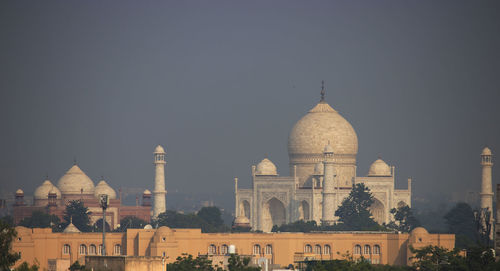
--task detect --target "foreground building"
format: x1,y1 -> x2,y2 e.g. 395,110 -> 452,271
12,226 -> 453,270
235,90 -> 411,231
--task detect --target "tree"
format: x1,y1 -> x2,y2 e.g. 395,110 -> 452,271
166,254 -> 222,271
0,220 -> 21,270
154,207 -> 230,233
69,260 -> 85,271
61,200 -> 92,232
18,211 -> 60,229
93,218 -> 111,232
271,220 -> 319,233
443,203 -> 477,249
227,254 -> 260,271
334,183 -> 381,231
117,216 -> 148,232
13,261 -> 39,271
386,205 -> 420,233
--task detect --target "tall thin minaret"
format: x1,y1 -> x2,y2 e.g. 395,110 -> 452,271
322,142 -> 336,225
153,145 -> 167,218
480,147 -> 494,240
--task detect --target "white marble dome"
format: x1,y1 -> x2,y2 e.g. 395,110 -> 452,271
288,101 -> 358,157
34,180 -> 61,199
94,180 -> 117,199
255,158 -> 278,176
368,158 -> 392,177
57,165 -> 95,195
154,145 -> 165,153
143,189 -> 152,195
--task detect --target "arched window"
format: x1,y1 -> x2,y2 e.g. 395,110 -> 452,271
89,245 -> 96,255
353,245 -> 361,255
373,245 -> 380,255
324,245 -> 331,255
314,244 -> 321,255
265,244 -> 272,255
208,244 -> 217,255
364,245 -> 371,255
221,245 -> 229,255
114,244 -> 121,255
304,244 -> 312,253
63,244 -> 70,255
253,244 -> 261,255
79,244 -> 87,255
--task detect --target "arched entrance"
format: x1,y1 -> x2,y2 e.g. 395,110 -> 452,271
239,200 -> 250,218
298,200 -> 310,221
262,197 -> 286,232
369,198 -> 385,225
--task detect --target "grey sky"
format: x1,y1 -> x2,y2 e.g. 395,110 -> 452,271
1,1 -> 499,211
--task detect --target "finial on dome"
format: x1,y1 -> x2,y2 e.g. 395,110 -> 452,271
320,80 -> 325,102
73,157 -> 77,165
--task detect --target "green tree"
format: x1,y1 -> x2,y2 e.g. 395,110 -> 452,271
166,254 -> 222,271
443,203 -> 477,249
13,261 -> 39,271
271,220 -> 319,233
69,260 -> 85,271
18,211 -> 60,229
386,205 -> 420,233
0,215 -> 14,227
410,245 -> 467,271
93,218 -> 111,232
155,207 -> 230,233
61,200 -> 92,232
227,254 -> 260,271
0,220 -> 21,270
117,216 -> 148,232
334,183 -> 381,231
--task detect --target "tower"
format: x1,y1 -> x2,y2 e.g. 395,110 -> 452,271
480,147 -> 494,241
153,145 -> 167,218
322,143 -> 336,225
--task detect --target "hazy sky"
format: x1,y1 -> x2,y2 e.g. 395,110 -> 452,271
1,1 -> 499,211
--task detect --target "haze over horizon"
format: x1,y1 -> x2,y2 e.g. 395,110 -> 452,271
1,1 -> 499,212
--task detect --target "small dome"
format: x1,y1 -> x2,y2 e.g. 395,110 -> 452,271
94,180 -> 117,199
368,159 -> 392,177
323,143 -> 334,154
34,180 -> 61,199
482,147 -> 492,156
154,145 -> 165,154
234,215 -> 250,225
255,158 -> 278,176
314,162 -> 324,175
63,220 -> 81,233
143,189 -> 152,195
57,165 -> 95,195
16,189 -> 24,194
410,227 -> 429,235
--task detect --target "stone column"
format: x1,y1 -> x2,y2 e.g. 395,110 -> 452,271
322,143 -> 336,225
153,145 -> 167,218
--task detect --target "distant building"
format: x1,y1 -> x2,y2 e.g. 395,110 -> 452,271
11,225 -> 454,270
235,88 -> 411,232
12,145 -> 167,229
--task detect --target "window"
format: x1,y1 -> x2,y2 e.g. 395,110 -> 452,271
253,244 -> 261,255
162,252 -> 166,257
372,258 -> 380,264
98,244 -> 103,255
373,245 -> 380,255
353,245 -> 361,255
364,245 -> 371,255
304,244 -> 312,253
63,244 -> 70,255
221,245 -> 229,255
324,245 -> 331,255
208,244 -> 217,255
265,245 -> 272,255
162,237 -> 166,242
114,244 -> 121,255
79,244 -> 87,255
314,245 -> 321,255
89,245 -> 96,255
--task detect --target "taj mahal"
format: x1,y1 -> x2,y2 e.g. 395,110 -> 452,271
235,88 -> 412,232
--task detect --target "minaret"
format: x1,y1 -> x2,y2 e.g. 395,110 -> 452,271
480,147 -> 494,240
322,142 -> 336,225
153,145 -> 167,218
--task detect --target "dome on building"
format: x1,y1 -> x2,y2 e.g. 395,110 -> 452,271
94,180 -> 117,199
57,165 -> 95,195
323,143 -> 334,154
154,145 -> 165,153
255,158 -> 278,176
234,215 -> 250,224
143,189 -> 152,195
34,180 -> 61,199
482,147 -> 492,156
411,227 -> 429,235
314,162 -> 324,175
368,159 -> 392,177
63,218 -> 81,233
16,189 -> 23,194
288,101 -> 358,158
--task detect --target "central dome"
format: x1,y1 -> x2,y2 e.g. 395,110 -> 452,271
57,165 -> 95,195
288,101 -> 358,157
